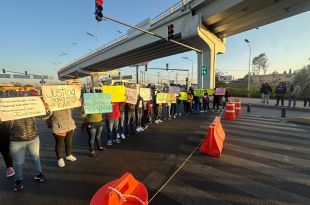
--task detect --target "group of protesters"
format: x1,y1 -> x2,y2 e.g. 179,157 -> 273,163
0,84 -> 228,192
259,81 -> 310,108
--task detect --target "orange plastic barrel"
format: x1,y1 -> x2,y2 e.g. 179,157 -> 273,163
90,172 -> 148,205
225,100 -> 235,120
235,99 -> 241,116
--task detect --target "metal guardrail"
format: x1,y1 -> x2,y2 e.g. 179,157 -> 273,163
58,0 -> 192,73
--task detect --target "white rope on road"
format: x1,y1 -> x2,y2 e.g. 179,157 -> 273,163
108,186 -> 146,205
148,110 -> 225,203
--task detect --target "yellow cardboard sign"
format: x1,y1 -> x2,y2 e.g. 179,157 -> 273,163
102,86 -> 126,102
179,92 -> 187,101
167,93 -> 177,104
156,93 -> 167,104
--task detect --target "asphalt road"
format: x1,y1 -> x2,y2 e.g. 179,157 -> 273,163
0,106 -> 309,205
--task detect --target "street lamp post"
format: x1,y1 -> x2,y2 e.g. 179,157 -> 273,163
182,57 -> 194,85
244,39 -> 251,97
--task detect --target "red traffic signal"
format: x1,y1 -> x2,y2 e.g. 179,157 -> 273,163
95,0 -> 104,21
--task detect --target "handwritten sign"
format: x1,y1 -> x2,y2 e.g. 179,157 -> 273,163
102,86 -> 126,102
167,94 -> 177,104
126,88 -> 138,105
139,88 -> 151,101
156,93 -> 167,104
215,88 -> 226,95
169,86 -> 181,94
42,85 -> 81,112
0,97 -> 46,121
83,93 -> 112,114
179,92 -> 188,101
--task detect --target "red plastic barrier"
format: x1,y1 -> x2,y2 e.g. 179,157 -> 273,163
200,117 -> 226,157
90,172 -> 148,205
235,98 -> 241,116
225,100 -> 235,120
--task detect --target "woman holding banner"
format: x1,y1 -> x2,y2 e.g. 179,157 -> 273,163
47,109 -> 77,168
106,102 -> 121,146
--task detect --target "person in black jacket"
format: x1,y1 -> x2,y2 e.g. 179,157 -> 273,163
9,117 -> 46,191
0,122 -> 15,178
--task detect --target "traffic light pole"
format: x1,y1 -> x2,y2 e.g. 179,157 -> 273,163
100,15 -> 202,53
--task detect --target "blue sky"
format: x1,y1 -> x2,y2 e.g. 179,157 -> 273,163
0,0 -> 310,83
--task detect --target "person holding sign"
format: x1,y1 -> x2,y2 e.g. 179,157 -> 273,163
45,109 -> 77,168
202,92 -> 210,112
106,103 -> 121,146
9,117 -> 46,191
82,113 -> 105,157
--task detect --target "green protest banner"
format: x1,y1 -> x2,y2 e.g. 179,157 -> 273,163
179,92 -> 188,101
42,85 -> 81,112
83,93 -> 112,114
194,88 -> 207,97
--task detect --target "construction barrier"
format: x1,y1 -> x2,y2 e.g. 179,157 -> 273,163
235,99 -> 241,116
90,172 -> 148,205
200,117 -> 226,157
225,100 -> 235,120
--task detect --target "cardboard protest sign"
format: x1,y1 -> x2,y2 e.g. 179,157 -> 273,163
83,93 -> 112,114
139,88 -> 151,101
179,92 -> 188,101
167,93 -> 177,104
42,85 -> 81,112
207,89 -> 214,95
169,86 -> 181,94
194,88 -> 207,97
156,93 -> 167,104
0,96 -> 46,121
126,88 -> 138,104
215,88 -> 226,95
102,86 -> 126,102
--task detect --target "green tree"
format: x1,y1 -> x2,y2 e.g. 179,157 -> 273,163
294,64 -> 310,89
252,53 -> 269,75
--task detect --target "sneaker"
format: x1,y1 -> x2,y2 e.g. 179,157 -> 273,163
90,151 -> 96,157
66,155 -> 77,162
34,173 -> 46,182
116,133 -> 121,139
155,120 -> 159,124
115,139 -> 121,144
173,115 -> 176,119
200,110 -> 204,113
14,180 -> 24,191
136,127 -> 141,132
179,113 -> 181,116
6,167 -> 15,178
140,127 -> 144,131
121,134 -> 126,139
98,147 -> 106,151
158,119 -> 163,123
107,140 -> 112,146
58,158 -> 65,168
144,125 -> 149,130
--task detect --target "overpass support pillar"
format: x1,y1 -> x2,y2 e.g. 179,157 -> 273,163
197,25 -> 225,89
90,73 -> 101,87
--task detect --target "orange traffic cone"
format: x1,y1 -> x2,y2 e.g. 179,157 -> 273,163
90,172 -> 148,205
200,117 -> 226,157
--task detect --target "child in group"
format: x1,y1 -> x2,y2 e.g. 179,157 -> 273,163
203,92 -> 210,112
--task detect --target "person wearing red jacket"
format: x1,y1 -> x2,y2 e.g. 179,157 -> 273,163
106,102 -> 121,146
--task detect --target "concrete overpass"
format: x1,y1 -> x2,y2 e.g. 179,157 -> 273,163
58,0 -> 310,88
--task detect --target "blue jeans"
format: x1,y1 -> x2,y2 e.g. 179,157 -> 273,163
86,122 -> 103,151
108,119 -> 119,140
10,137 -> 42,181
288,95 -> 296,107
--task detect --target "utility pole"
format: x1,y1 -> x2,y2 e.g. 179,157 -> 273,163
176,73 -> 178,84
157,72 -> 160,84
136,65 -> 139,84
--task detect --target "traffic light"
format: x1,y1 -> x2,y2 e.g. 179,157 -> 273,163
145,64 -> 148,72
202,66 -> 208,75
95,0 -> 103,22
2,69 -> 5,73
166,63 -> 169,71
25,71 -> 28,75
167,24 -> 174,40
